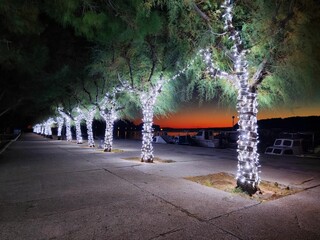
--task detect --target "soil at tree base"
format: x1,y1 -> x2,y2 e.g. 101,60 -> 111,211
185,172 -> 302,202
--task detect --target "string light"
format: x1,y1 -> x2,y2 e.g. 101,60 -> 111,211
58,107 -> 72,141
219,0 -> 260,193
56,117 -> 64,140
99,92 -> 118,152
139,76 -> 166,162
44,118 -> 55,137
83,106 -> 96,147
74,107 -> 84,144
33,124 -> 42,134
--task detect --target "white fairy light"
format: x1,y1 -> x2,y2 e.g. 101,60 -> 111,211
44,118 -> 55,137
99,91 -> 118,152
83,106 -> 96,147
33,124 -> 42,134
139,76 -> 166,162
58,107 -> 72,141
220,0 -> 260,192
56,117 -> 64,140
74,107 -> 84,144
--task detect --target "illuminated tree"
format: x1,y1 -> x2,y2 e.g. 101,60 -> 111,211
138,77 -> 166,162
82,106 -> 96,147
56,116 -> 64,140
138,0 -> 318,193
44,118 -> 55,138
73,107 -> 84,144
218,0 -> 260,193
33,124 -> 41,134
58,107 -> 73,141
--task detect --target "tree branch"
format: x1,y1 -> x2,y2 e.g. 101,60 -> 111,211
251,58 -> 268,89
82,84 -> 93,103
127,58 -> 134,87
93,79 -> 99,103
192,2 -> 211,22
147,38 -> 157,83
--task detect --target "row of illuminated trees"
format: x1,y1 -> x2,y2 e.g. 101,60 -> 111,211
32,0 -> 262,194
29,0 -> 319,195
33,76 -> 165,163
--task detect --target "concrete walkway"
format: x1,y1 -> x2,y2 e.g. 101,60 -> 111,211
0,133 -> 320,240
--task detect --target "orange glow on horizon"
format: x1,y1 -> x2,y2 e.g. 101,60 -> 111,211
134,105 -> 320,129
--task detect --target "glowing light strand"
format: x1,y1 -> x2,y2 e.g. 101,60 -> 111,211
83,106 -> 96,147
58,108 -> 72,141
44,118 -> 55,137
74,107 -> 84,144
56,117 -> 64,140
33,124 -> 41,134
139,76 -> 166,162
221,0 -> 260,192
99,91 -> 118,152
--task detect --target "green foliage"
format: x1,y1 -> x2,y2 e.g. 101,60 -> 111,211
1,0 -> 320,127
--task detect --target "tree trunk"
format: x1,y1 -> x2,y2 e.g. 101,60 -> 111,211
41,124 -> 45,135
84,108 -> 96,147
140,93 -> 156,162
236,83 -> 260,195
75,116 -> 83,144
100,109 -> 116,152
56,117 -> 64,140
65,117 -> 72,141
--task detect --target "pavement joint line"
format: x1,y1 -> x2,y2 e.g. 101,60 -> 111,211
303,183 -> 320,191
207,221 -> 244,240
148,227 -> 184,240
102,167 -> 206,223
295,177 -> 314,185
208,202 -> 262,222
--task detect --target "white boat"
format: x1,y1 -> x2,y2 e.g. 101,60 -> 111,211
193,130 -> 239,148
265,138 -> 303,155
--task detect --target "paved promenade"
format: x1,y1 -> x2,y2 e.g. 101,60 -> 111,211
0,133 -> 320,239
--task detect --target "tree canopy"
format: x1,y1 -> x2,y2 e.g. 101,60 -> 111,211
0,0 -> 319,128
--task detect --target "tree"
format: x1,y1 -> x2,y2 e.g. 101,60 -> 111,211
171,0 -> 320,193
58,107 -> 73,141
55,116 -> 64,140
73,107 -> 84,144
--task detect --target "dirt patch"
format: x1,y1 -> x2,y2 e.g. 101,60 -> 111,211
185,172 -> 302,202
103,149 -> 124,153
122,157 -> 175,163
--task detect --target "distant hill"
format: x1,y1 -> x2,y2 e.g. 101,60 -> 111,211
257,116 -> 320,132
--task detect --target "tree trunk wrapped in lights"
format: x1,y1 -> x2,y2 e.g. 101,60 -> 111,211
40,123 -> 45,135
99,94 -> 117,152
221,0 -> 260,194
139,77 -> 166,162
33,124 -> 41,134
198,0 -> 261,194
74,107 -> 84,144
45,118 -> 55,138
83,106 -> 96,147
56,117 -> 64,140
58,108 -> 72,141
